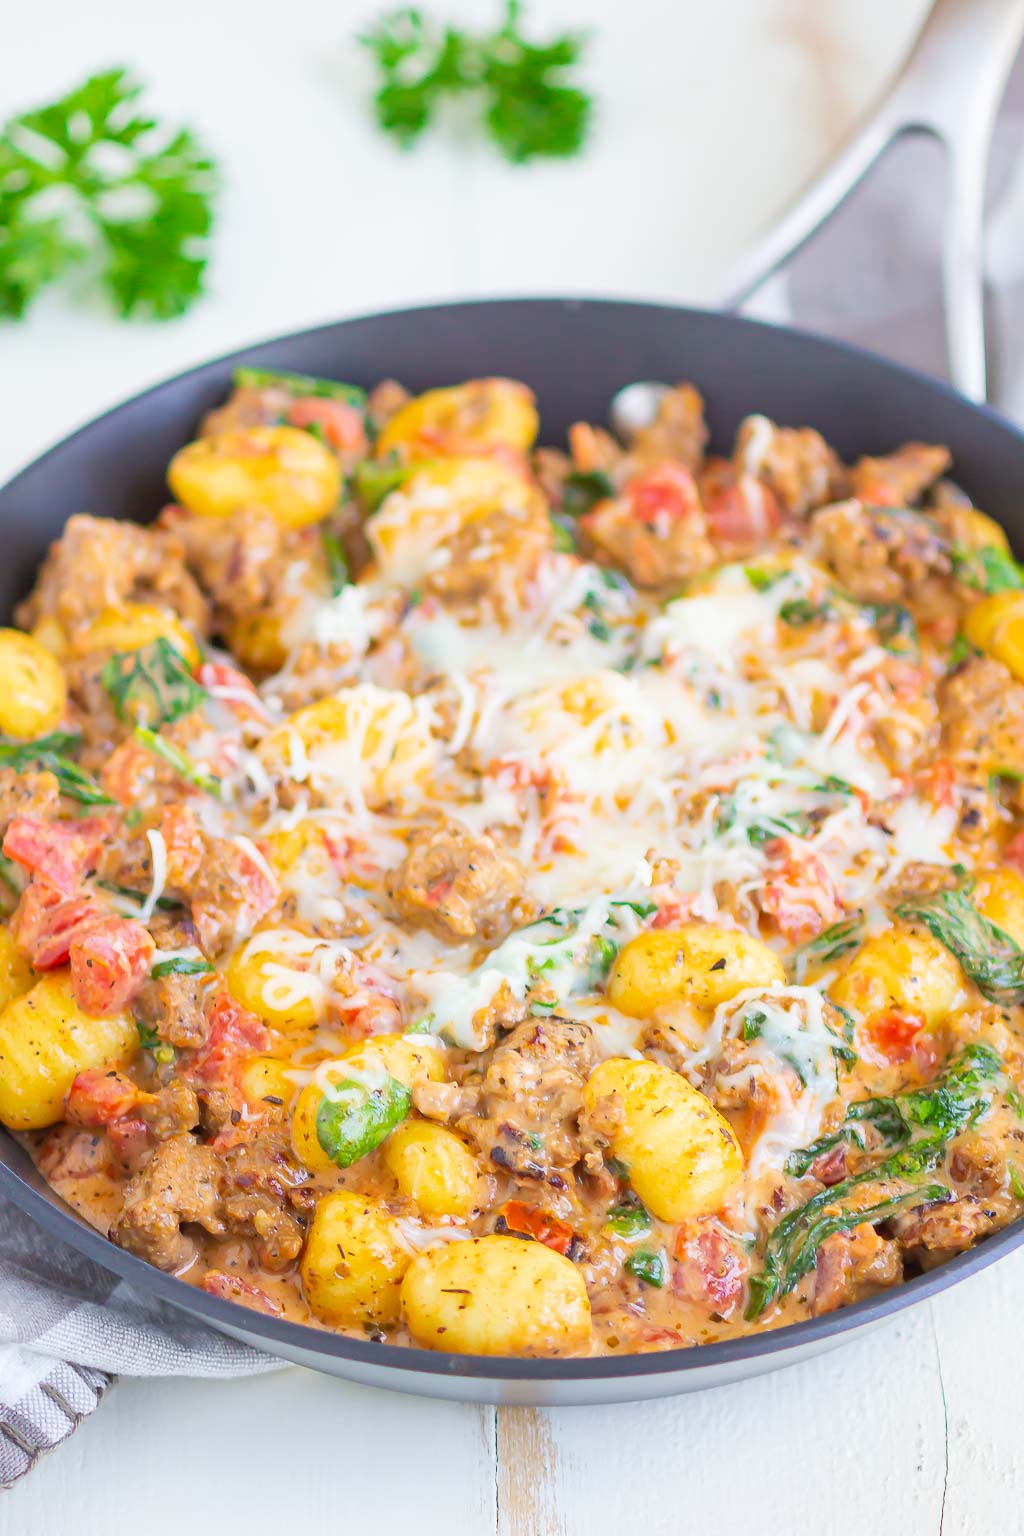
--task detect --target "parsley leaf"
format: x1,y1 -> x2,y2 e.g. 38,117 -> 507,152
0,67 -> 216,321
359,2 -> 594,164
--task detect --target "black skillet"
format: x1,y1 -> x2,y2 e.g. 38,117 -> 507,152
1,298 -> 1023,1404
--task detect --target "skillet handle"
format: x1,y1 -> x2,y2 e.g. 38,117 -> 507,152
717,0 -> 1024,404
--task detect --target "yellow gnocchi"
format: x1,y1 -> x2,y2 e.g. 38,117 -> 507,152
974,866 -> 1024,949
831,926 -> 962,1027
226,933 -> 325,1034
258,685 -> 437,809
168,425 -> 341,529
401,1235 -> 591,1355
290,1034 -> 445,1173
375,378 -> 539,462
583,1058 -> 743,1222
384,1120 -> 480,1217
0,629 -> 67,738
0,973 -> 136,1131
963,591 -> 1024,682
0,926 -> 34,1014
72,602 -> 201,671
607,924 -> 785,1019
301,1190 -> 410,1328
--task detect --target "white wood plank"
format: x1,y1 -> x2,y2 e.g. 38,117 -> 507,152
0,1370 -> 496,1536
499,1311 -> 948,1536
927,1245 -> 1024,1536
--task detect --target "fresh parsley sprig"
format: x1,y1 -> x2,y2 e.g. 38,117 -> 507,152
359,1 -> 594,164
0,67 -> 216,321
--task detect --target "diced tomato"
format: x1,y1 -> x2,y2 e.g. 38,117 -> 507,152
1005,829 -> 1024,876
65,1068 -> 145,1126
704,475 -> 783,548
625,461 -> 701,529
197,662 -> 267,722
651,895 -> 699,929
160,804 -> 206,885
904,759 -> 956,810
853,477 -> 903,508
341,994 -> 404,1038
3,815 -> 109,896
106,1115 -> 152,1165
191,992 -> 269,1085
11,884 -> 106,969
672,1222 -> 746,1314
867,1009 -> 926,1065
201,1270 -> 284,1316
231,841 -> 277,929
498,1200 -> 574,1256
759,841 -> 840,944
69,916 -> 155,1015
286,397 -> 368,456
102,739 -> 159,804
323,832 -> 378,882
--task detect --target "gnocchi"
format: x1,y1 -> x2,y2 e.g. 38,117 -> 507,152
608,925 -> 785,1018
401,1235 -> 591,1355
583,1058 -> 743,1222
72,602 -> 201,670
301,1190 -> 410,1328
375,379 -> 539,461
0,629 -> 67,738
384,1120 -> 480,1217
168,425 -> 342,529
831,926 -> 963,1027
0,973 -> 136,1131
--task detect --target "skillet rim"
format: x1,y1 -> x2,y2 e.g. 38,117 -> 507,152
3,293 -> 1024,1386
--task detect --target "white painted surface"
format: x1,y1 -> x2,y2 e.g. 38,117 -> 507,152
7,0 -> 1021,1531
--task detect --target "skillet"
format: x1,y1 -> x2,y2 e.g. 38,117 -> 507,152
2,296 -> 1024,1405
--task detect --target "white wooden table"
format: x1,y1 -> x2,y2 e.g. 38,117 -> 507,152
8,1 -> 1024,1529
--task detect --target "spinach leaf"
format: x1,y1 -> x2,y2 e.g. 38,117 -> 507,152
150,956 -> 214,979
351,455 -> 411,511
779,598 -> 827,628
896,884 -> 1024,1007
101,637 -> 205,728
316,1073 -> 411,1168
132,727 -> 226,800
606,1199 -> 652,1238
784,1044 -> 1002,1178
755,1045 -> 1003,1315
951,543 -> 1024,594
321,529 -> 350,596
232,367 -> 366,406
0,733 -> 113,806
562,469 -> 614,518
746,1183 -> 947,1320
624,1249 -> 666,1288
787,914 -> 863,977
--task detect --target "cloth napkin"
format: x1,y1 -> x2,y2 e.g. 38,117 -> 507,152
0,1201 -> 279,1484
5,41 -> 1024,1491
